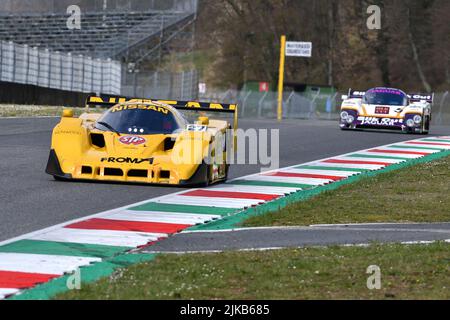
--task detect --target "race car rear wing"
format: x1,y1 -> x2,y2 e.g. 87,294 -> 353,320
407,93 -> 434,104
86,94 -> 239,148
86,94 -> 238,114
345,89 -> 434,105
347,89 -> 366,99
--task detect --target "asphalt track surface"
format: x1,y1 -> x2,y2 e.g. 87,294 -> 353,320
145,223 -> 450,253
0,117 -> 449,242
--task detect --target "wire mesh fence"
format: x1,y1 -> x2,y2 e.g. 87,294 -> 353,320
199,89 -> 450,125
122,69 -> 199,100
434,91 -> 450,125
199,89 -> 339,120
0,0 -> 198,14
0,41 -> 121,94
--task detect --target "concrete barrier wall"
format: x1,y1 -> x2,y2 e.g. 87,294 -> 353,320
0,80 -> 89,107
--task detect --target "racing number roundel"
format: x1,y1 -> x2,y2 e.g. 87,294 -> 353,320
119,136 -> 146,146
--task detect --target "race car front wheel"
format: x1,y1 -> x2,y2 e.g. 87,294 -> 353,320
203,164 -> 212,187
423,116 -> 431,134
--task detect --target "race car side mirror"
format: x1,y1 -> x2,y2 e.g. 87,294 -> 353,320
197,116 -> 209,126
341,95 -> 348,100
62,109 -> 74,118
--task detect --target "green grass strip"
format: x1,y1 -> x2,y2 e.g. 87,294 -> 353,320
54,243 -> 450,300
129,202 -> 237,216
228,180 -> 314,189
0,240 -> 129,259
296,165 -> 369,172
346,154 -> 409,160
8,253 -> 156,300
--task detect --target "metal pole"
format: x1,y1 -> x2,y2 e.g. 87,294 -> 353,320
103,0 -> 108,27
437,91 -> 449,125
242,90 -> 252,118
258,91 -> 269,118
0,41 -> 3,81
285,90 -> 295,118
158,16 -> 165,69
180,71 -> 185,100
133,70 -> 137,97
277,35 -> 286,122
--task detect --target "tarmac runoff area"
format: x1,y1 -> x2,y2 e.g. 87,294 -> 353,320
144,223 -> 450,253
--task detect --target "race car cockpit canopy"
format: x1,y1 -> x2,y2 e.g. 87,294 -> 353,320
363,88 -> 408,106
94,103 -> 187,135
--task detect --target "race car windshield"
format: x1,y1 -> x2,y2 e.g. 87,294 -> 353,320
364,90 -> 408,106
95,105 -> 185,135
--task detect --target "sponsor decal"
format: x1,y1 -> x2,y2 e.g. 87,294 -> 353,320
408,94 -> 433,101
119,135 -> 146,146
111,104 -> 169,115
358,117 -> 403,126
186,124 -> 208,132
100,157 -> 153,164
55,130 -> 81,135
374,106 -> 390,115
349,91 -> 366,98
368,88 -> 403,95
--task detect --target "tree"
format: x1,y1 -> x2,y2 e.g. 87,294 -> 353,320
195,0 -> 449,91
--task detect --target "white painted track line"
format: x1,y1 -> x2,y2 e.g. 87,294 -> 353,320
207,185 -> 299,195
0,253 -> 101,275
156,196 -> 262,208
106,211 -> 219,225
309,162 -> 386,170
243,175 -> 333,185
337,156 -> 409,163
283,168 -> 360,177
0,289 -> 20,299
30,228 -> 167,248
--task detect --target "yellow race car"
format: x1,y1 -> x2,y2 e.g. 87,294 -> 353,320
46,95 -> 238,186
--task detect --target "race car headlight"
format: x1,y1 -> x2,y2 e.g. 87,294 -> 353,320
340,111 -> 349,120
406,119 -> 415,127
346,115 -> 355,124
413,115 -> 422,124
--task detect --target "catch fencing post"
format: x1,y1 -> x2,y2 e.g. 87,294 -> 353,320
258,91 -> 269,118
285,90 -> 295,118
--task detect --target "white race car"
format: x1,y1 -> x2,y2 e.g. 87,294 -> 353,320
340,87 -> 433,134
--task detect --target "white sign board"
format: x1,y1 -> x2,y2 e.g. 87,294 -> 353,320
198,83 -> 206,94
285,41 -> 312,57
